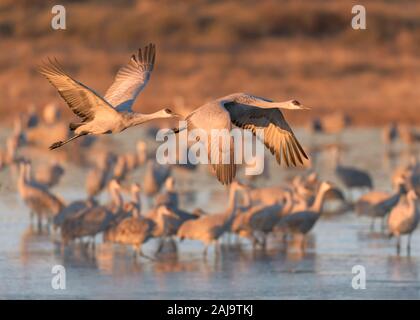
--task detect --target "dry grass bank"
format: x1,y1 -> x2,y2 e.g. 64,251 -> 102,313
1,0 -> 419,126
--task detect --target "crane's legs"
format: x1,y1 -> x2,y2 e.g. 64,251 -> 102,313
370,217 -> 375,232
156,238 -> 164,254
203,245 -> 209,257
407,234 -> 412,256
29,211 -> 34,227
49,132 -> 87,150
132,245 -> 154,260
37,215 -> 43,232
380,217 -> 386,233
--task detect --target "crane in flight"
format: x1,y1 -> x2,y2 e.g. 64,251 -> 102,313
174,93 -> 310,185
39,43 -> 180,150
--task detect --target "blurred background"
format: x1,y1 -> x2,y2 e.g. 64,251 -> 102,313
1,0 -> 420,126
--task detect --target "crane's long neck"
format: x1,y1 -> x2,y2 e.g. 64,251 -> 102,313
281,192 -> 293,216
137,147 -> 146,164
407,195 -> 418,218
126,110 -> 169,127
310,186 -> 329,213
7,143 -> 16,160
25,164 -> 32,183
110,187 -> 123,213
234,95 -> 295,110
257,100 -> 293,109
18,165 -> 27,195
242,188 -> 252,209
132,190 -> 142,218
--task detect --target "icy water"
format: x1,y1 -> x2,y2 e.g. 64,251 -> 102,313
1,127 -> 420,299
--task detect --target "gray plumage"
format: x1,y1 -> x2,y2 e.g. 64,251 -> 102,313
53,199 -> 97,229
177,181 -> 244,254
333,147 -> 373,189
33,162 -> 65,188
17,163 -> 64,226
180,93 -> 309,185
336,165 -> 373,189
143,160 -> 171,197
276,182 -> 333,235
61,180 -> 123,244
388,190 -> 419,253
38,43 -> 180,150
356,181 -> 406,231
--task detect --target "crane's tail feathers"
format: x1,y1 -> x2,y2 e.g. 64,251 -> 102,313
49,141 -> 64,150
49,133 -> 87,150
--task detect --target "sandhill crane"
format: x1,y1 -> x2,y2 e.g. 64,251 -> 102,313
103,183 -> 159,259
391,157 -> 417,190
113,183 -> 179,258
398,125 -> 420,147
232,190 -> 316,248
247,185 -> 290,206
143,160 -> 171,198
145,204 -> 181,241
177,181 -> 245,255
104,182 -> 142,242
388,190 -> 419,254
38,43 -> 180,150
112,155 -> 128,182
243,172 -> 318,207
17,162 -> 64,229
110,209 -> 156,259
173,93 -> 309,185
232,190 -> 292,248
86,153 -> 116,199
33,162 -> 65,188
356,178 -> 406,232
401,158 -> 420,196
152,177 -> 203,254
11,117 -> 26,147
53,198 -> 97,230
0,137 -> 20,169
408,173 -> 420,196
61,180 -> 123,246
331,147 -> 373,197
123,140 -> 147,172
382,122 -> 398,146
43,103 -> 61,125
275,182 -> 333,248
155,176 -> 178,208
24,105 -> 40,129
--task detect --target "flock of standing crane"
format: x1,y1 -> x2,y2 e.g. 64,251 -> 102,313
1,100 -> 419,259
0,43 -> 419,262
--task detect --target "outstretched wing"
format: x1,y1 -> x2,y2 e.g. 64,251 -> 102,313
104,43 -> 156,112
39,59 -> 118,122
224,101 -> 308,167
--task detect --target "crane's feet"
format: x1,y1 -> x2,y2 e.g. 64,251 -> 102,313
49,141 -> 63,150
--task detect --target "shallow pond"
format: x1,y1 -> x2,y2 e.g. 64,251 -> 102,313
0,126 -> 419,299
